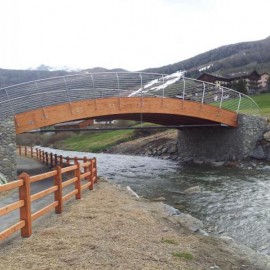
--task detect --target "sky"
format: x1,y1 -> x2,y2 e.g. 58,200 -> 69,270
0,0 -> 270,71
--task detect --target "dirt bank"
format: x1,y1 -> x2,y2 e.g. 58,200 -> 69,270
1,179 -> 269,270
106,130 -> 178,158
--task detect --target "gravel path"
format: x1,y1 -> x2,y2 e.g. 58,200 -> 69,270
1,178 -> 270,270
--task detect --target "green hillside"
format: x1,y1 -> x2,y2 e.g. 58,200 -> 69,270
143,36 -> 270,78
252,93 -> 270,117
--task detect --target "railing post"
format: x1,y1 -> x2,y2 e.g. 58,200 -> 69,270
201,82 -> 206,104
89,160 -> 94,190
236,93 -> 242,114
19,173 -> 32,237
83,156 -> 88,180
59,155 -> 63,166
66,156 -> 70,166
54,166 -> 63,214
36,148 -> 38,159
30,147 -> 33,158
93,158 -> 97,183
54,154 -> 58,167
19,145 -> 22,156
219,87 -> 224,109
42,150 -> 45,163
50,153 -> 53,168
24,146 -> 27,156
45,152 -> 49,166
74,157 -> 81,199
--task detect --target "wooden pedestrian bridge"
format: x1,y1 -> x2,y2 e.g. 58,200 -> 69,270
0,71 -> 260,133
0,72 -> 264,243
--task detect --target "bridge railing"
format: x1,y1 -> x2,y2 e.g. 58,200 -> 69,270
0,72 -> 260,120
0,146 -> 97,242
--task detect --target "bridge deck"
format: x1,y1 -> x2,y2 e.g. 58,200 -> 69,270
15,97 -> 237,134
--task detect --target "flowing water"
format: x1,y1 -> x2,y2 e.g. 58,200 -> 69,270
2,147 -> 270,255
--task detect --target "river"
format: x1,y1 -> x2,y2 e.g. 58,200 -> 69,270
3,147 -> 270,255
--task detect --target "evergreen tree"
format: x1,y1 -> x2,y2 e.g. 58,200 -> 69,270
231,79 -> 247,94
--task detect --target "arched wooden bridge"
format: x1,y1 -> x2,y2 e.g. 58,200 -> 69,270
0,72 -> 260,134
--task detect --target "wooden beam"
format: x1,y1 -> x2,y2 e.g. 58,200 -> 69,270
15,97 -> 238,134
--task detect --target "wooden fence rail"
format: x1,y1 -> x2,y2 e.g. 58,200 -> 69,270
0,146 -> 97,242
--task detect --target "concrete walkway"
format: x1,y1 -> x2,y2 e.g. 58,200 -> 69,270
16,156 -> 50,176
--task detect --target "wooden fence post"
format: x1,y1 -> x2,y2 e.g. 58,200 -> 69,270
50,153 -> 53,168
54,154 -> 58,167
93,158 -> 98,183
54,166 -> 63,214
74,157 -> 81,199
83,156 -> 88,180
42,151 -> 45,163
59,155 -> 63,167
19,145 -> 22,156
89,160 -> 94,190
19,173 -> 32,237
24,146 -> 27,156
30,147 -> 33,158
66,156 -> 70,166
45,152 -> 49,166
36,148 -> 38,159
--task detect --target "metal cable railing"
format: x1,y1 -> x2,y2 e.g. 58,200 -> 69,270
0,72 -> 260,120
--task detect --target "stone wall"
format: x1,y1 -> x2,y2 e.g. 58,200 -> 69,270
0,117 -> 17,181
177,114 -> 268,162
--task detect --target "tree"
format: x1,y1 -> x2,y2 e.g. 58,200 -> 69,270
231,79 -> 247,94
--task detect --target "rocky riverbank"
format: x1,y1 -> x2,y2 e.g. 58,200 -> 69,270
106,129 -> 270,167
1,179 -> 270,270
106,130 -> 179,159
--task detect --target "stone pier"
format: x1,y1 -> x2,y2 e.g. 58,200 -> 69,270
0,117 -> 17,181
177,114 -> 268,162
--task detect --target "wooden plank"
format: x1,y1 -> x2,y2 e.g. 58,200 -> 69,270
30,170 -> 57,183
80,172 -> 90,179
0,200 -> 24,217
0,220 -> 25,241
81,182 -> 91,191
0,180 -> 24,192
30,186 -> 58,202
62,177 -> 78,188
31,201 -> 58,222
62,189 -> 78,202
61,165 -> 77,173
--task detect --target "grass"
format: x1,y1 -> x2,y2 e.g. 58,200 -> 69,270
251,92 -> 270,117
54,122 -> 163,152
172,252 -> 194,260
161,238 -> 178,245
55,129 -> 134,152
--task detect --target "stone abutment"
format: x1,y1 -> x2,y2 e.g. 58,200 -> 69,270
177,114 -> 269,162
0,117 -> 17,181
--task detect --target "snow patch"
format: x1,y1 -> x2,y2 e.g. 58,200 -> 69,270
129,71 -> 184,97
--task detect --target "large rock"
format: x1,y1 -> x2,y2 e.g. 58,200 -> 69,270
251,145 -> 266,160
263,131 -> 270,142
173,213 -> 204,232
184,186 -> 202,194
0,173 -> 7,185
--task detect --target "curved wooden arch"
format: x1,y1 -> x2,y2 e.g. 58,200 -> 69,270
15,97 -> 237,134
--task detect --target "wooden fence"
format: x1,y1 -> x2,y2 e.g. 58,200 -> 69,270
0,146 -> 97,242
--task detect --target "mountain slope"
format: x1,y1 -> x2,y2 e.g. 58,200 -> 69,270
142,36 -> 270,77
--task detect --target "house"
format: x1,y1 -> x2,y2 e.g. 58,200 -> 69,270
259,72 -> 269,88
54,119 -> 94,130
197,70 -> 261,94
197,73 -> 230,87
